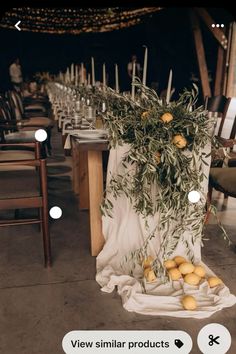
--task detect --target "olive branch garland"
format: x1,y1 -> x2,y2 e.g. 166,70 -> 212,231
72,80 -> 232,277
97,81 -> 214,276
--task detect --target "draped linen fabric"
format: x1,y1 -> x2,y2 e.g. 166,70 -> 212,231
96,143 -> 236,318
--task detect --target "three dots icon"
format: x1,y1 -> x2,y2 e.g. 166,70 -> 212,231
211,24 -> 224,28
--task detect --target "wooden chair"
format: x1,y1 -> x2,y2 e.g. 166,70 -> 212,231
207,96 -> 236,167
0,142 -> 51,266
209,137 -> 236,200
6,91 -> 53,154
0,98 -> 48,156
205,99 -> 236,223
204,96 -> 236,222
8,90 -> 49,118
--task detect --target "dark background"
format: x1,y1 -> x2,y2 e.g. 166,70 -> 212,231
0,7 -> 234,99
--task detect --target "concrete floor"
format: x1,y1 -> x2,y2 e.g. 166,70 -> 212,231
0,127 -> 235,354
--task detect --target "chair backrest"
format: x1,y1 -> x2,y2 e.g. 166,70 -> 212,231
218,97 -> 236,140
2,93 -> 17,121
0,95 -> 19,140
0,142 -> 46,208
7,91 -> 24,120
0,96 -> 11,121
206,95 -> 228,113
205,95 -> 236,140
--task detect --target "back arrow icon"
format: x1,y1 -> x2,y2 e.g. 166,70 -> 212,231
15,21 -> 21,31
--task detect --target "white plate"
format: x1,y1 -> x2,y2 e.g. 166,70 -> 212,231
73,129 -> 107,140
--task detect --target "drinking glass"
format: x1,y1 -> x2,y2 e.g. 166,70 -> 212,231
84,106 -> 96,129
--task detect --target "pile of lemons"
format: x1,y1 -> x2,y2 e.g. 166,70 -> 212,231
165,256 -> 223,310
142,255 -> 223,311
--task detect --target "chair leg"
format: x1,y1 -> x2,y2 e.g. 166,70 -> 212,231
46,128 -> 52,156
40,159 -> 52,267
41,206 -> 52,267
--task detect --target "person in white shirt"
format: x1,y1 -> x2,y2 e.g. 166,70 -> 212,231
127,55 -> 141,79
78,64 -> 87,84
9,58 -> 23,91
126,54 -> 142,92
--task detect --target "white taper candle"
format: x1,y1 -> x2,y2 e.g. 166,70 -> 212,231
131,61 -> 136,100
115,64 -> 119,93
91,57 -> 95,86
71,63 -> 74,82
166,69 -> 173,104
81,62 -> 84,84
142,46 -> 148,86
103,63 -> 106,90
75,65 -> 78,86
88,73 -> 91,86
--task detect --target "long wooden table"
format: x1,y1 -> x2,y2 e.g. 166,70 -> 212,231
71,136 -> 109,256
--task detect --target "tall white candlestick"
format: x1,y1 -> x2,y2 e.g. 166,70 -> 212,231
166,69 -> 173,104
66,68 -> 70,83
142,46 -> 148,86
91,57 -> 95,86
115,64 -> 119,93
81,62 -> 84,84
71,63 -> 74,82
88,73 -> 91,86
131,61 -> 136,100
75,65 -> 78,86
102,63 -> 106,90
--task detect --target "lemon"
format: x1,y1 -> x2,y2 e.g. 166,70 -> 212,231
142,256 -> 154,269
164,259 -> 177,270
194,265 -> 206,278
208,277 -> 223,288
154,151 -> 161,164
161,112 -> 173,123
141,111 -> 149,120
179,262 -> 195,275
143,267 -> 151,277
168,268 -> 182,281
184,273 -> 201,286
181,295 -> 197,310
172,135 -> 187,149
145,269 -> 157,282
173,256 -> 187,266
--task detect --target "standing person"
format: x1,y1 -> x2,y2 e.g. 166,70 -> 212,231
126,54 -> 141,91
79,63 -> 87,84
127,54 -> 141,79
9,58 -> 23,91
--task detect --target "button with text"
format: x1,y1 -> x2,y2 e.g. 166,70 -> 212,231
62,330 -> 192,353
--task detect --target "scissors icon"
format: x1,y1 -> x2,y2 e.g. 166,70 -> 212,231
208,334 -> 220,346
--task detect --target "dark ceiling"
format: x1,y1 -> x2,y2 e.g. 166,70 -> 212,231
0,7 -> 234,98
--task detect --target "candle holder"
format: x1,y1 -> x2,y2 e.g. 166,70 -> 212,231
84,106 -> 96,129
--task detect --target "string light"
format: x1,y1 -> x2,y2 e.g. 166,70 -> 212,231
0,7 -> 162,34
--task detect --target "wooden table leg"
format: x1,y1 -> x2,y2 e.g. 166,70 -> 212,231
78,151 -> 89,209
71,140 -> 80,195
87,150 -> 105,256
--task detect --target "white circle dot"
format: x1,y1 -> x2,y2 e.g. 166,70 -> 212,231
212,24 -> 215,28
49,206 -> 62,219
216,24 -> 220,28
221,24 -> 224,27
35,129 -> 47,142
188,190 -> 201,203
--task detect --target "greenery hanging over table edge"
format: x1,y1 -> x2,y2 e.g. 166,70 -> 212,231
93,80 -> 232,278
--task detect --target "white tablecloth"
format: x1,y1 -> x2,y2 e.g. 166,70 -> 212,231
96,144 -> 236,318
